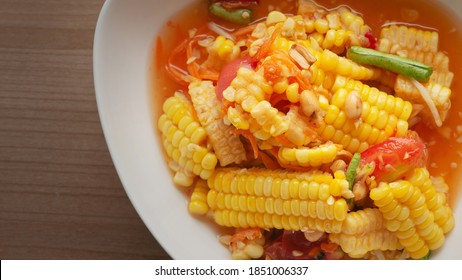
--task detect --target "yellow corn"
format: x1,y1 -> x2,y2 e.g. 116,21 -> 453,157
200,36 -> 241,73
213,210 -> 344,232
298,2 -> 371,51
314,18 -> 329,34
378,24 -> 454,95
223,67 -> 283,141
329,208 -> 403,258
282,106 -> 316,147
379,25 -> 438,54
329,227 -> 402,258
207,168 -> 352,232
316,85 -> 410,153
286,83 -> 300,103
430,71 -> 454,88
309,64 -> 337,89
158,93 -> 217,186
250,101 -> 290,137
206,36 -> 240,64
189,81 -> 247,166
219,229 -> 266,260
370,181 -> 446,259
227,106 -> 250,130
271,36 -> 294,53
280,15 -> 308,40
341,208 -> 385,235
394,76 -> 452,125
316,49 -> 380,81
188,180 -> 210,215
223,67 -> 273,112
266,10 -> 287,26
215,36 -> 239,60
405,168 -> 455,234
305,28 -> 352,54
278,142 -> 339,167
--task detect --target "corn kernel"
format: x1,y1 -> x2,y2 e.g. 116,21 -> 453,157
286,83 -> 300,103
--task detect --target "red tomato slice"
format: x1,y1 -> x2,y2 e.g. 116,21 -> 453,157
360,137 -> 426,182
264,231 -> 326,260
216,55 -> 255,100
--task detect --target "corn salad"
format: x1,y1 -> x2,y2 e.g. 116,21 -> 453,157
157,0 -> 456,260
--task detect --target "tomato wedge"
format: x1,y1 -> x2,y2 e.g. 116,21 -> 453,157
265,231 -> 325,260
216,55 -> 255,100
360,137 -> 426,182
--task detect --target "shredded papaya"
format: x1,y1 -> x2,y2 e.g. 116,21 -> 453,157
232,129 -> 259,159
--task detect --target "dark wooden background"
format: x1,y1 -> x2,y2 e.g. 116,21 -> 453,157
0,0 -> 170,259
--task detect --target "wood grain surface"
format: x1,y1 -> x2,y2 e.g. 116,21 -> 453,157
0,0 -> 170,259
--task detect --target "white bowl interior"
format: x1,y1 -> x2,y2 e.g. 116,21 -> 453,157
94,0 -> 462,259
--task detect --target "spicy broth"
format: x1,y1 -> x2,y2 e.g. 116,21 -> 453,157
151,0 -> 462,204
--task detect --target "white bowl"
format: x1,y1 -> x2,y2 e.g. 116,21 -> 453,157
93,0 -> 462,259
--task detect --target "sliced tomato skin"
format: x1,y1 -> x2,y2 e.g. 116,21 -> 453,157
216,55 -> 255,100
360,137 -> 426,182
264,231 -> 326,260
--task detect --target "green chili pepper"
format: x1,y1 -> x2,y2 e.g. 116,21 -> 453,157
346,153 -> 361,191
209,3 -> 253,25
348,46 -> 433,82
345,153 -> 361,209
420,252 -> 431,260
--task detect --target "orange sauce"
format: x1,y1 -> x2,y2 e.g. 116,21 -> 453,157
150,0 -> 462,205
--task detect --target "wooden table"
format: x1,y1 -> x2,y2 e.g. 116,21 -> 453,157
0,0 -> 170,259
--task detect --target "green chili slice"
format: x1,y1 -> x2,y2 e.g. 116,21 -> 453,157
348,46 -> 433,82
209,3 -> 253,25
346,153 -> 361,191
420,252 -> 431,260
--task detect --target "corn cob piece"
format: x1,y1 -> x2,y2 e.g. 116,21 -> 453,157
223,67 -> 273,112
280,15 -> 308,40
309,64 -> 337,89
223,67 -> 286,141
394,76 -> 452,125
379,25 -> 439,54
329,226 -> 402,258
405,168 -> 455,234
430,71 -> 454,88
394,76 -> 452,107
362,250 -> 410,260
316,85 -> 410,153
158,93 -> 218,186
224,67 -> 314,145
341,208 -> 385,235
207,168 -> 352,232
331,77 -> 414,121
213,209 -> 344,232
189,81 -> 246,166
278,142 -> 339,167
379,24 -> 454,89
329,208 -> 403,258
202,35 -> 241,71
250,101 -> 289,137
188,180 -> 210,215
316,49 -> 381,81
370,181 -> 446,259
299,3 -> 372,52
282,106 -> 317,147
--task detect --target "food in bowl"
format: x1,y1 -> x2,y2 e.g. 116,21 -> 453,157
153,0 -> 459,259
